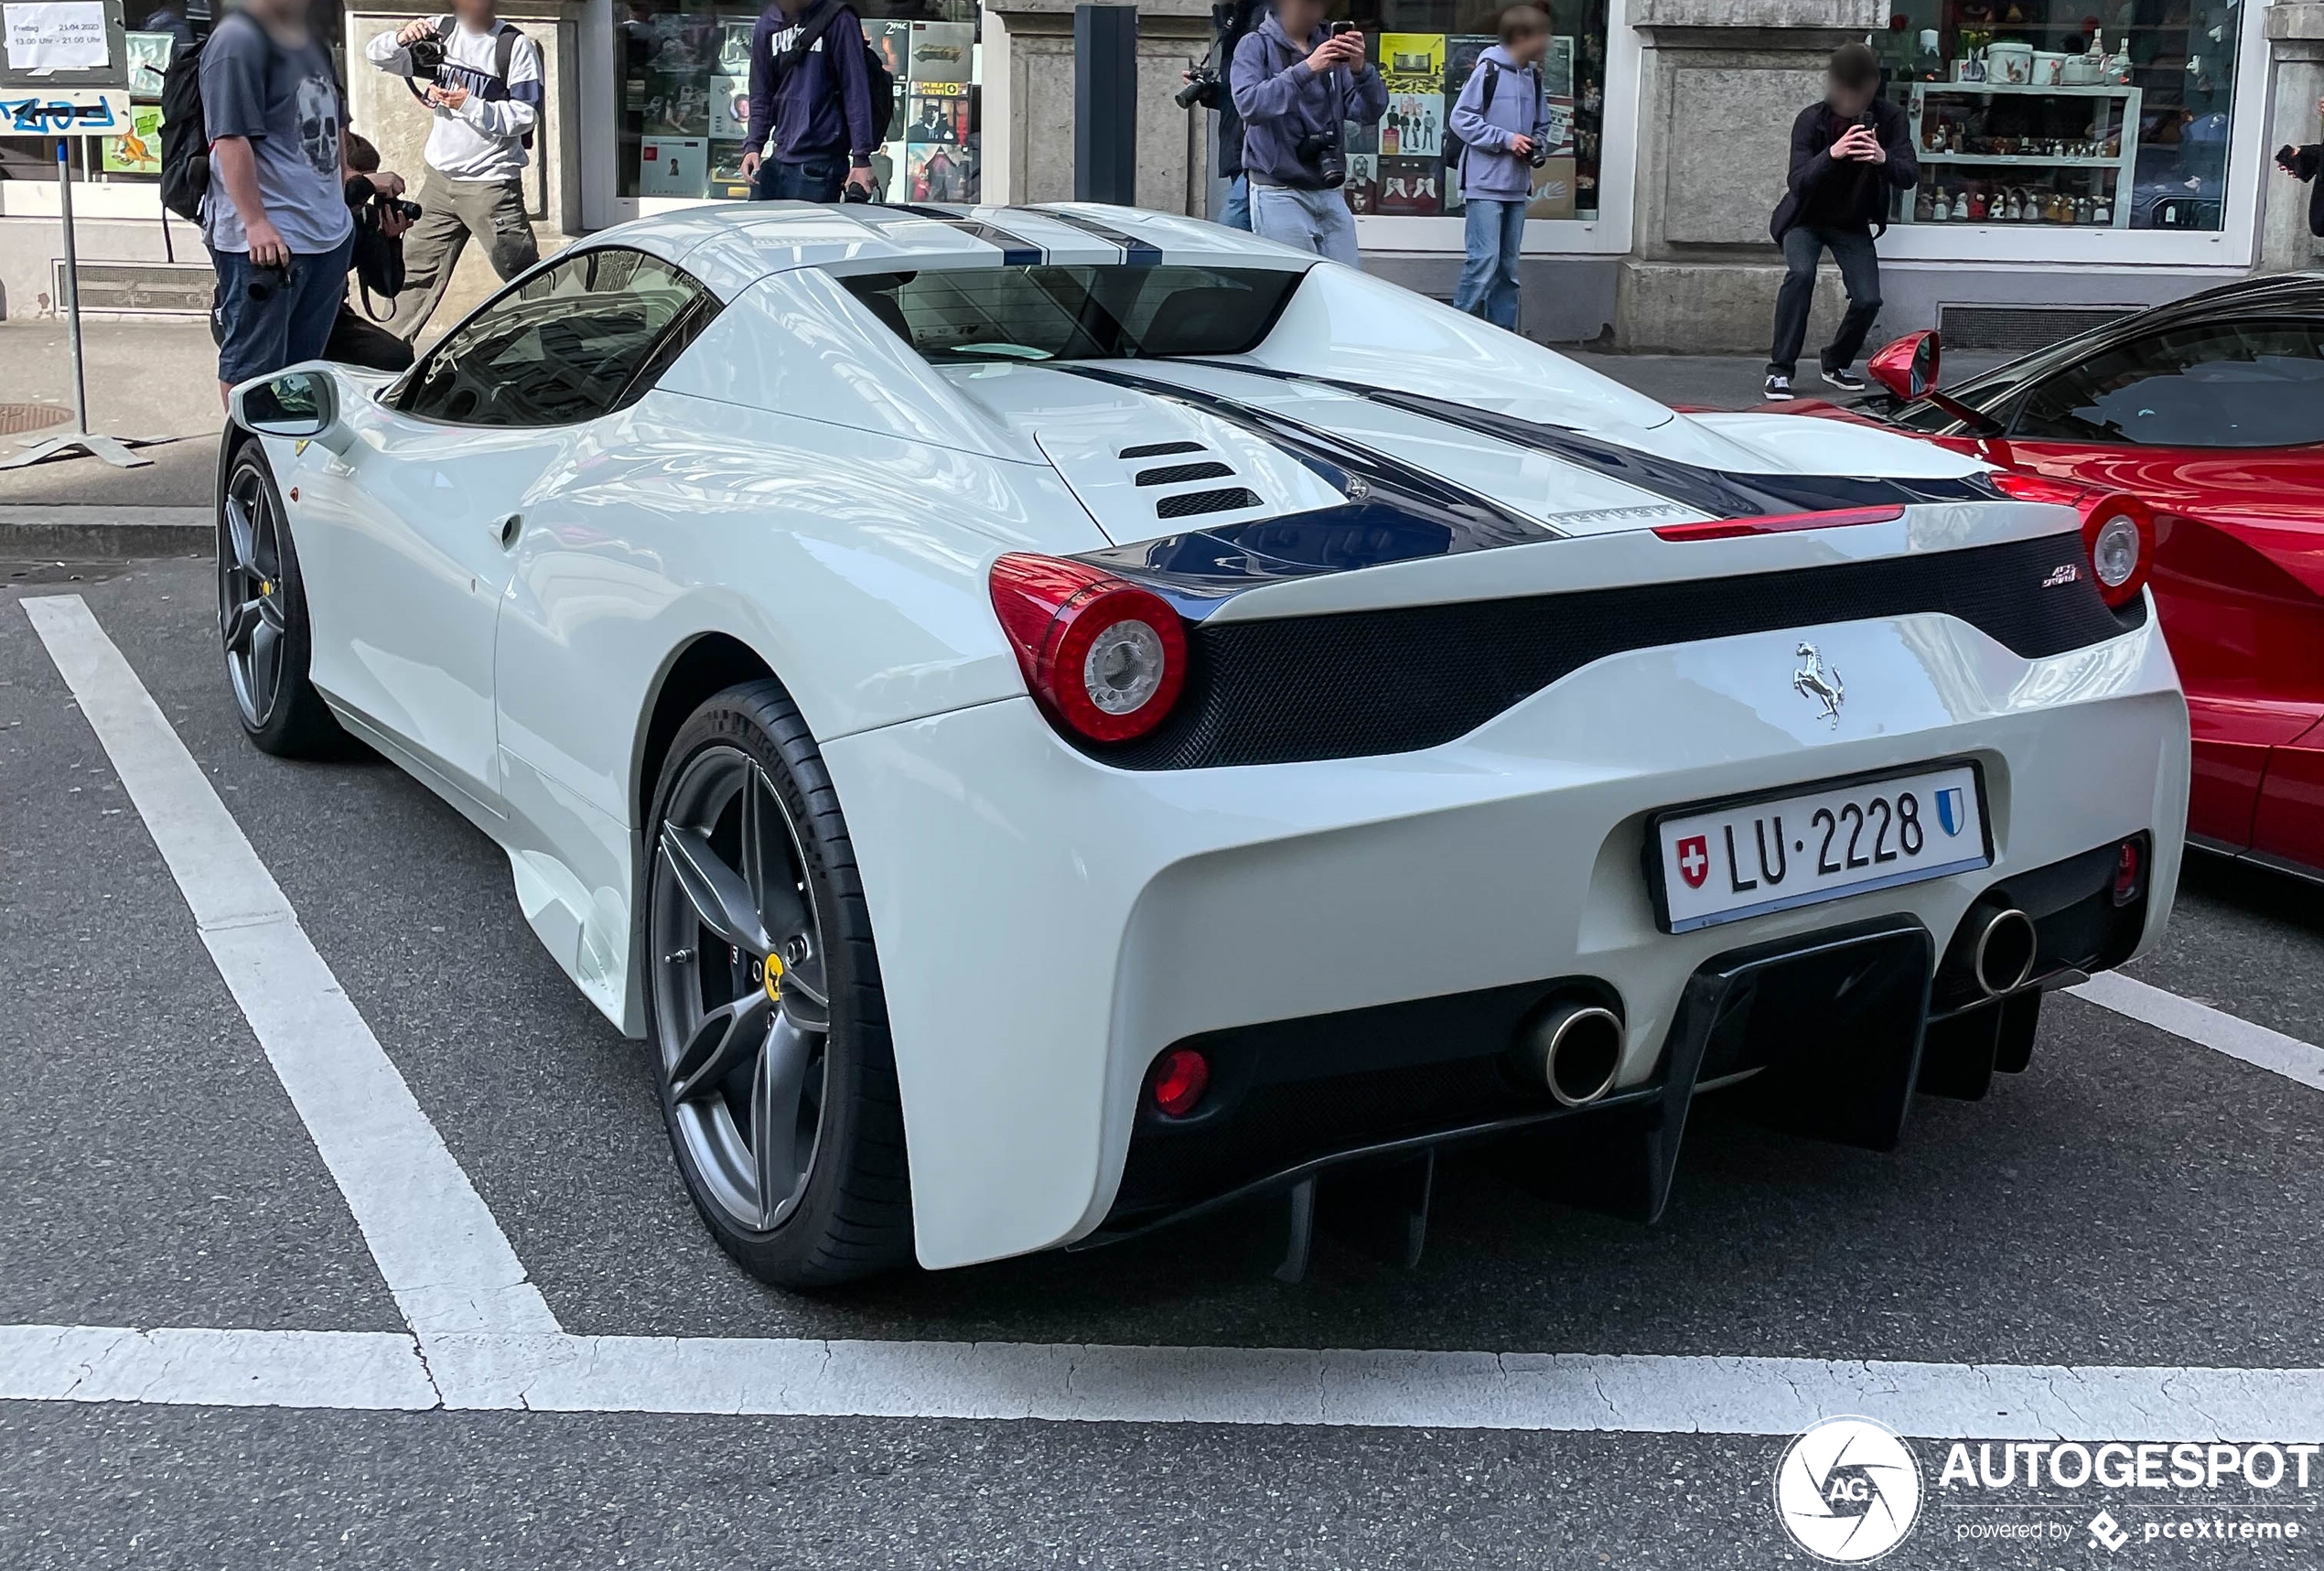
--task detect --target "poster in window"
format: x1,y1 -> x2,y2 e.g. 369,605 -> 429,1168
906,80 -> 967,145
1546,35 -> 1574,99
1343,153 -> 1378,215
641,71 -> 711,137
709,73 -> 749,140
1443,34 -> 1491,99
873,140 -> 902,200
124,30 -> 175,98
1373,154 -> 1442,216
717,16 -> 754,75
1379,91 -> 1440,159
708,140 -> 752,199
909,140 -> 974,202
103,101 -> 164,174
639,135 -> 709,197
1528,154 -> 1576,219
908,20 -> 971,86
1377,32 -> 1443,85
867,18 -> 909,138
1542,95 -> 1574,156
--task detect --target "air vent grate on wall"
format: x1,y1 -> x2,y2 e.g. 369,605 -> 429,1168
1135,461 -> 1234,487
49,260 -> 217,317
1157,487 -> 1261,519
1934,304 -> 2136,356
1119,440 -> 1206,459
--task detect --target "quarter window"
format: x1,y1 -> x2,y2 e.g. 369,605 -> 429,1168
399,248 -> 711,427
2009,322 -> 2324,448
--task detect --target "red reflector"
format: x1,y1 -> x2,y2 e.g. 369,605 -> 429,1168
1651,505 -> 1905,542
1149,1048 -> 1210,1118
2113,839 -> 2143,906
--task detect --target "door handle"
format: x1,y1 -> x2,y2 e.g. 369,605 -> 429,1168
489,511 -> 522,549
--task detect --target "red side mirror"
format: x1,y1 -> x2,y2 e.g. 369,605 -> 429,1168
1869,330 -> 1941,402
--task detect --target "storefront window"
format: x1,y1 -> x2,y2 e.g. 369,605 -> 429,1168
1874,0 -> 2240,230
1339,0 -> 1608,221
616,0 -> 980,202
0,5 -> 204,186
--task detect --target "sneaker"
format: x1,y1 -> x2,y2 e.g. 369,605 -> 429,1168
1818,365 -> 1867,392
1764,374 -> 1795,402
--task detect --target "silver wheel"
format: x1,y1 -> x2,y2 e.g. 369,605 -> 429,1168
220,463 -> 289,730
649,743 -> 832,1234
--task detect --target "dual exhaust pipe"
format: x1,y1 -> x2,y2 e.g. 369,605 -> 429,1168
1517,998 -> 1624,1108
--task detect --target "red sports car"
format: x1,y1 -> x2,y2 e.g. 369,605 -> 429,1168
1771,274 -> 2324,884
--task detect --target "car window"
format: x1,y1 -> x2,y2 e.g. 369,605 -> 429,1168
2008,321 -> 2324,448
840,265 -> 1302,363
399,248 -> 709,427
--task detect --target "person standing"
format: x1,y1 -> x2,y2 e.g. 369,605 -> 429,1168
1231,0 -> 1385,266
739,0 -> 879,202
1204,0 -> 1264,230
366,1 -> 543,339
1764,42 -> 1916,401
202,0 -> 407,404
1447,6 -> 1552,331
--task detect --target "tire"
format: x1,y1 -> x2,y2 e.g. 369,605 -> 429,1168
218,440 -> 345,758
643,679 -> 913,1287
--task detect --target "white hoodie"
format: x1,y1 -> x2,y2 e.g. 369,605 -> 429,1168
366,16 -> 542,182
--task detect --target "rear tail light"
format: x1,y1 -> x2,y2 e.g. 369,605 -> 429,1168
1148,1047 -> 1210,1117
988,553 -> 1188,743
1990,472 -> 2152,610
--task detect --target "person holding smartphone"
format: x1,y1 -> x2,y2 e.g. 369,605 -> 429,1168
1231,0 -> 1386,266
1764,42 -> 1917,402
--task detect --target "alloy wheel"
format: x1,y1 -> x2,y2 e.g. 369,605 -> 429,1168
650,744 -> 833,1234
219,464 -> 290,730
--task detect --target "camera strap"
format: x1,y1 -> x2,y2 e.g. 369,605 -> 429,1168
772,0 -> 847,79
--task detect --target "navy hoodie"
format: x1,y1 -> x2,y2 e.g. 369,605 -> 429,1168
745,0 -> 877,168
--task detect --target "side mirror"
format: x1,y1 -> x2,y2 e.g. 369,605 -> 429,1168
235,370 -> 349,449
1868,330 -> 1940,402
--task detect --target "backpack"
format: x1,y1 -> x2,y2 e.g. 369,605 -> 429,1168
405,18 -> 534,150
1440,60 -> 1501,175
772,1 -> 896,153
158,20 -> 237,221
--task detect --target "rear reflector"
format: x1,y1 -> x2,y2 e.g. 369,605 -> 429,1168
1148,1047 -> 1210,1118
1652,505 -> 1905,542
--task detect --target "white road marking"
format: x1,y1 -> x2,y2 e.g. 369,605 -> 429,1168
2,1325 -> 2319,1440
13,590 -> 2324,1441
20,595 -> 561,1340
2069,971 -> 2324,1092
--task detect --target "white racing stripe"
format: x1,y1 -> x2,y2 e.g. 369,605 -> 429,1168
3,1324 -> 2320,1439
20,595 -> 561,1340
2069,971 -> 2324,1092
13,590 -> 2324,1440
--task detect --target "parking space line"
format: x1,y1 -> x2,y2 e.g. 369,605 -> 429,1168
2069,972 -> 2324,1092
4,1325 -> 2320,1440
20,595 -> 562,1342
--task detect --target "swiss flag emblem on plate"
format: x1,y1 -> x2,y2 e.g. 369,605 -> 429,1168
1675,834 -> 1711,889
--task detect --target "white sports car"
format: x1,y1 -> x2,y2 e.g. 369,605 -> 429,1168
219,202 -> 2188,1286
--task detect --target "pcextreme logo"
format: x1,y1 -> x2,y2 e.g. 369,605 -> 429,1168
1773,1416 -> 1925,1562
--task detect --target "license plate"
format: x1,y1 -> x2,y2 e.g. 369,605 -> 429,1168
1650,763 -> 1990,933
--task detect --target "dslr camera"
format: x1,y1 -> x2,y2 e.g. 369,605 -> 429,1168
1174,64 -> 1221,111
1295,128 -> 1346,189
348,174 -> 423,229
404,32 -> 447,79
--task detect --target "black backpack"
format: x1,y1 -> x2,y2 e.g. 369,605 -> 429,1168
1440,60 -> 1501,175
404,18 -> 535,150
773,1 -> 896,152
158,21 -> 237,221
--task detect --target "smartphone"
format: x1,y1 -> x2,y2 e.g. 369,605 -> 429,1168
1329,21 -> 1356,35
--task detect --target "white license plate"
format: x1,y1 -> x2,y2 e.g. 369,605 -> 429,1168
1651,763 -> 1990,933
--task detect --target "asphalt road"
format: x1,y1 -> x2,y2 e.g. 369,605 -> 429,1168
3,556 -> 2321,1569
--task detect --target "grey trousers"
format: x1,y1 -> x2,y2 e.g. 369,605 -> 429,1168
387,172 -> 541,340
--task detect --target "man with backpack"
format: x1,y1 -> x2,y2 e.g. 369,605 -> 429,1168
739,0 -> 883,203
1446,6 -> 1552,330
365,0 -> 544,338
177,0 -> 409,404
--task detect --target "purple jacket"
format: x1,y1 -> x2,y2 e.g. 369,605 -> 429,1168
745,0 -> 877,168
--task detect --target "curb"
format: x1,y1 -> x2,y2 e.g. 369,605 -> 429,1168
0,506 -> 210,559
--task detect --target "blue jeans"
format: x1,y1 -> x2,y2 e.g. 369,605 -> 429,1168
1249,183 -> 1361,267
1453,198 -> 1525,329
210,233 -> 357,386
754,152 -> 845,202
1219,173 -> 1251,231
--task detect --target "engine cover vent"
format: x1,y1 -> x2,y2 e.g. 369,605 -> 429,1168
1135,461 -> 1235,487
1935,303 -> 2136,356
1157,487 -> 1262,520
1119,440 -> 1206,459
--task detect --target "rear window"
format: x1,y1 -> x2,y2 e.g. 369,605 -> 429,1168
842,264 -> 1301,363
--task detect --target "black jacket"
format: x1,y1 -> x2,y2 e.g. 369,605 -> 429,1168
1770,98 -> 1918,242
2285,145 -> 2324,237
1211,0 -> 1263,180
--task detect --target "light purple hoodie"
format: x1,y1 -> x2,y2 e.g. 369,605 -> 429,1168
1448,44 -> 1552,203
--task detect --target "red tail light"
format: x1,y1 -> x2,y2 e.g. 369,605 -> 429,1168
1652,505 -> 1904,542
1991,472 -> 2151,609
988,553 -> 1188,743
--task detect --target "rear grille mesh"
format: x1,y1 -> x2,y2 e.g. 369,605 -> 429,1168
1157,487 -> 1262,520
1135,461 -> 1235,487
1087,532 -> 2140,770
1119,440 -> 1205,459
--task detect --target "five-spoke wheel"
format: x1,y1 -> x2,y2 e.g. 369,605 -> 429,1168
216,442 -> 341,756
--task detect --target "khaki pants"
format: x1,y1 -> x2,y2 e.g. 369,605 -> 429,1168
388,172 -> 540,341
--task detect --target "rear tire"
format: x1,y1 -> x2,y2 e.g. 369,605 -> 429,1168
218,441 -> 345,758
643,680 -> 914,1288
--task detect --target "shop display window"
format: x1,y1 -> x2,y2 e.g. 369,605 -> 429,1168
1337,0 -> 1607,221
1874,0 -> 2240,230
618,0 -> 979,202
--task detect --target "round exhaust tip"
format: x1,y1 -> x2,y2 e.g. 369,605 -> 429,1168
1522,1002 -> 1624,1109
1973,908 -> 2039,996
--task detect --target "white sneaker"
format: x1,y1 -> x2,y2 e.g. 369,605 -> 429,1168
1764,374 -> 1795,402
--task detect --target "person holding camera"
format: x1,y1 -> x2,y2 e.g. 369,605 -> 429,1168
199,0 -> 410,404
1764,42 -> 1916,402
1447,6 -> 1553,330
365,0 -> 544,339
1182,0 -> 1263,230
739,0 -> 880,203
1230,0 -> 1384,266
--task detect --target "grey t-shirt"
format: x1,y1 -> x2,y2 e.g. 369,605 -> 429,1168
199,16 -> 352,255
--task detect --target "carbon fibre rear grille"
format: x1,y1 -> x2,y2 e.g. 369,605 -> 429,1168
1136,461 -> 1235,486
1119,440 -> 1205,459
1157,487 -> 1263,519
1086,532 -> 2141,770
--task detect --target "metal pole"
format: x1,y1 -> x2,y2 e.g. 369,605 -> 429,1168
56,137 -> 90,436
1073,5 -> 1138,206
